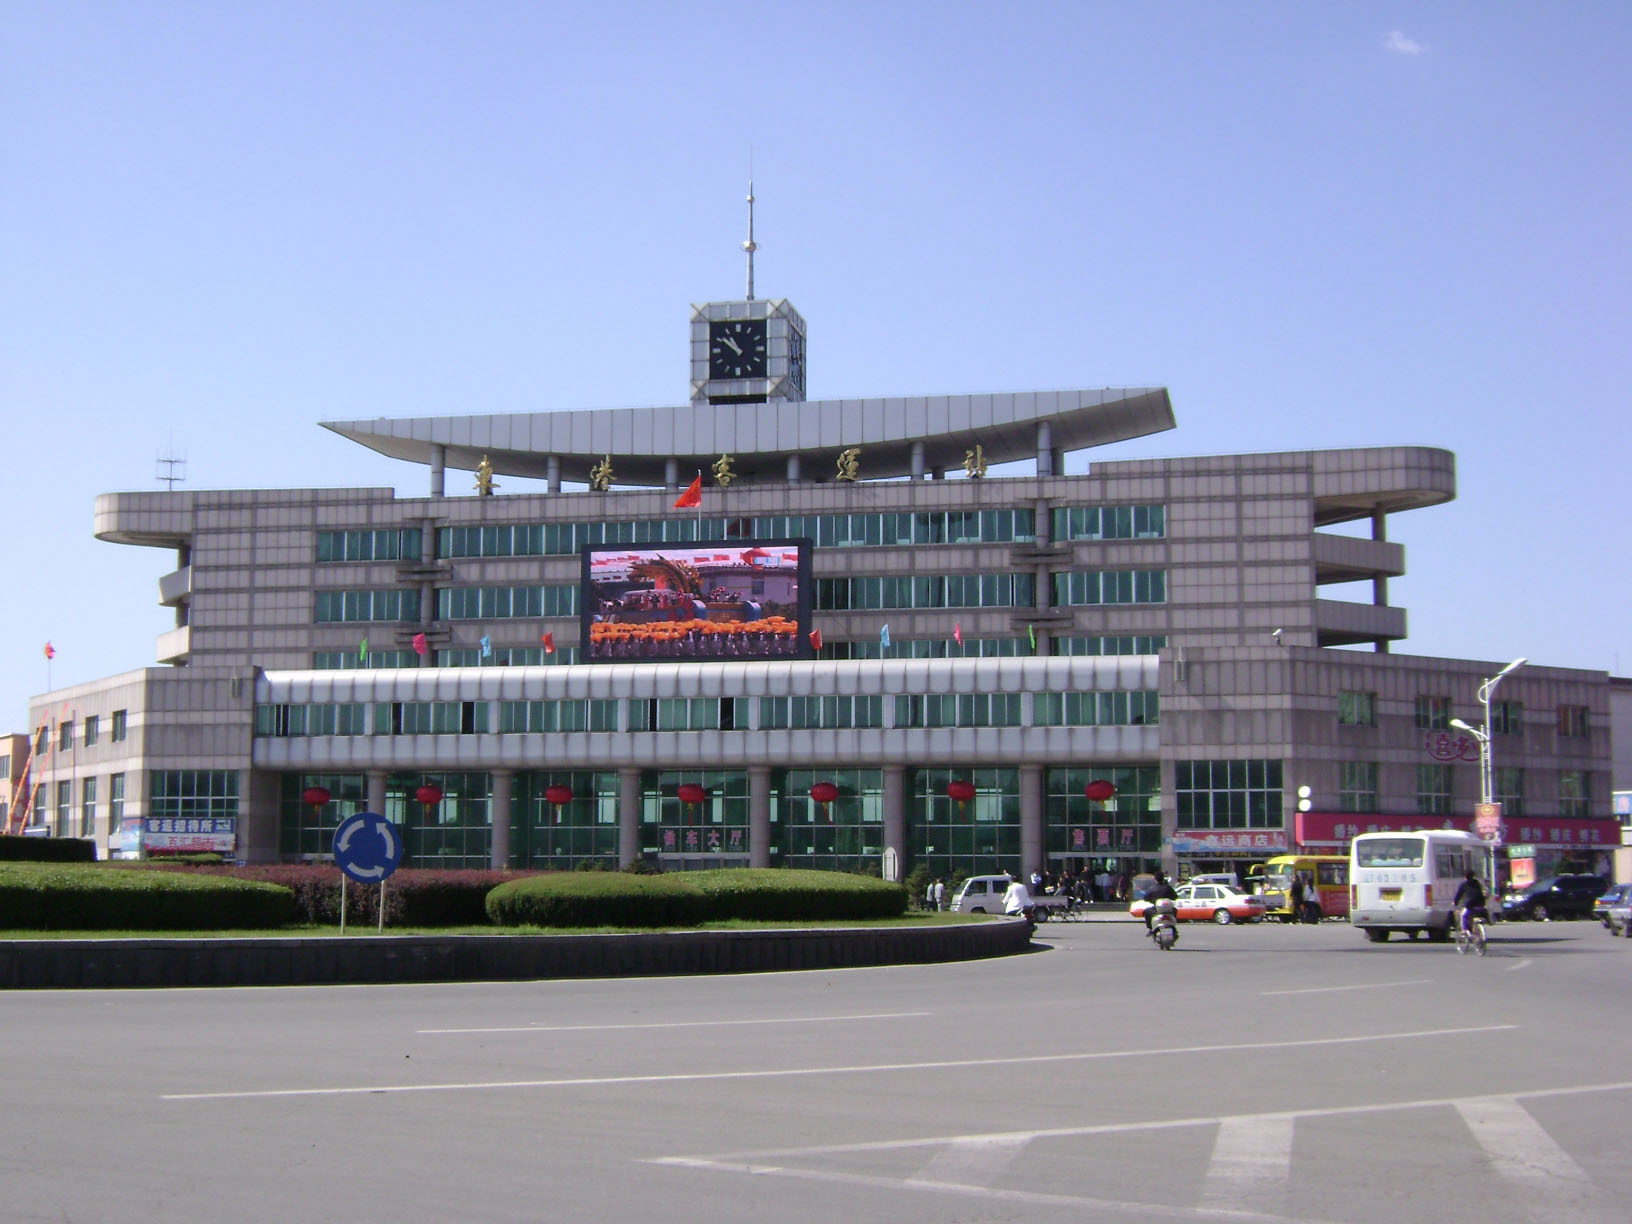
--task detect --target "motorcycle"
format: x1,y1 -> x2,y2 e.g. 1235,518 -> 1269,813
1148,897 -> 1179,950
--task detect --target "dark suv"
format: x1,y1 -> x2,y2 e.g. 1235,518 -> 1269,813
1500,875 -> 1607,922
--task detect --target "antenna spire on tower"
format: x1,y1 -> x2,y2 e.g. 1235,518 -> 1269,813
742,180 -> 757,301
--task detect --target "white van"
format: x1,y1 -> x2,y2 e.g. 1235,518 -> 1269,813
1349,829 -> 1490,942
948,875 -> 1014,913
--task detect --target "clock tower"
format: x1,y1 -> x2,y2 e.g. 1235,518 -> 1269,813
690,184 -> 806,406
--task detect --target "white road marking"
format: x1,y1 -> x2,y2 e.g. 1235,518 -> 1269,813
906,1135 -> 1030,1188
650,1078 -> 1632,1166
1504,957 -> 1533,971
1260,979 -> 1428,996
652,1157 -> 1331,1224
1455,1097 -> 1592,1188
1200,1116 -> 1295,1210
160,1023 -> 1514,1102
417,1010 -> 930,1035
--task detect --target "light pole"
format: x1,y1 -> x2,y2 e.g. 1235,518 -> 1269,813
1450,656 -> 1526,898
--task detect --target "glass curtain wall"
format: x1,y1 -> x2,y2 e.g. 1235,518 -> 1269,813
908,767 -> 1021,880
1045,766 -> 1162,876
279,772 -> 368,858
642,769 -> 750,868
392,771 -> 492,869
514,771 -> 620,869
773,769 -> 884,871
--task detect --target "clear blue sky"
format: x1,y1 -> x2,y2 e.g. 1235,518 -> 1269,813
3,1 -> 1628,723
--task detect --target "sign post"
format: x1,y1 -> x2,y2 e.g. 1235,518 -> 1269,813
332,812 -> 403,933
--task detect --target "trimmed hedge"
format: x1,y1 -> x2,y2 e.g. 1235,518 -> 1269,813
0,862 -> 297,930
487,868 -> 908,928
0,835 -> 97,863
137,863 -> 526,927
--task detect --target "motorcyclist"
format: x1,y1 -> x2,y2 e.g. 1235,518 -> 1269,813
1453,870 -> 1488,934
1143,871 -> 1177,930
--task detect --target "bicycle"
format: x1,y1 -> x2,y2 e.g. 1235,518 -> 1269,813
1453,906 -> 1488,956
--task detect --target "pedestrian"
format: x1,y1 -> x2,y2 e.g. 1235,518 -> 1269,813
1289,872 -> 1306,924
932,877 -> 944,912
925,878 -> 936,911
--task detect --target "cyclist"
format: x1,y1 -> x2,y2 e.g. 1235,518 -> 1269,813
1453,870 -> 1488,937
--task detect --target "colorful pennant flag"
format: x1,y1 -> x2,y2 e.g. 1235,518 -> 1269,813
879,623 -> 891,649
808,628 -> 823,652
357,635 -> 368,665
479,634 -> 492,658
411,632 -> 429,658
953,622 -> 963,647
43,641 -> 55,660
541,631 -> 555,655
673,473 -> 703,509
1028,624 -> 1037,652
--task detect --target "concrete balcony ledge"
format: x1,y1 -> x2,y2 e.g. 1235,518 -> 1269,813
155,625 -> 191,665
1313,598 -> 1406,647
1312,533 -> 1405,584
157,565 -> 192,607
0,920 -> 1031,989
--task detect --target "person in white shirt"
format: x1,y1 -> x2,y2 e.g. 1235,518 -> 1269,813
1003,877 -> 1033,916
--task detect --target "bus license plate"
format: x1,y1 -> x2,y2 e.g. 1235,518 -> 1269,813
1380,888 -> 1402,901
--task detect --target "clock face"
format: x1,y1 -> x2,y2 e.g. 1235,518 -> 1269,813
709,319 -> 768,380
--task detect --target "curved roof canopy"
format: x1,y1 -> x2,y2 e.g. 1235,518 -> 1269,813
321,387 -> 1175,486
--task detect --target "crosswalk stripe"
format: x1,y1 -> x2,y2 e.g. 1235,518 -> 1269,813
1200,1116 -> 1296,1211
907,1135 -> 1030,1188
1455,1097 -> 1591,1189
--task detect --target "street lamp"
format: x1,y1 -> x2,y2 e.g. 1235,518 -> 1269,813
1449,655 -> 1526,897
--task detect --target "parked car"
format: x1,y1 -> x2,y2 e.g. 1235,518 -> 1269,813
1499,874 -> 1607,922
1608,891 -> 1632,937
1593,882 -> 1632,928
1130,882 -> 1267,925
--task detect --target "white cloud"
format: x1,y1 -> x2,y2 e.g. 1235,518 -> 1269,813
1384,29 -> 1426,55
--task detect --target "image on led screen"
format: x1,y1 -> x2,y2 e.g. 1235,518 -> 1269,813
581,540 -> 812,662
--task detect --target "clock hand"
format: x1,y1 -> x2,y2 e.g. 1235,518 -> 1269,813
720,335 -> 743,356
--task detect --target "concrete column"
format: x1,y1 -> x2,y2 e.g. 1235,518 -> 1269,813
665,457 -> 679,490
546,455 -> 561,493
366,771 -> 387,817
786,454 -> 801,483
490,769 -> 514,870
1036,423 -> 1054,477
618,767 -> 642,869
910,441 -> 926,480
749,767 -> 772,868
1020,763 -> 1045,878
430,444 -> 446,497
882,766 -> 906,880
1371,510 -> 1390,653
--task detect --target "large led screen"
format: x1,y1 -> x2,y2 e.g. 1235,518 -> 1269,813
581,539 -> 813,662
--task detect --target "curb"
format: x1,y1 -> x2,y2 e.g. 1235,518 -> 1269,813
0,919 -> 1033,990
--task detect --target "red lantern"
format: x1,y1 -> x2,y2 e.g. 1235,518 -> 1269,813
1084,779 -> 1117,802
677,783 -> 707,806
544,783 -> 574,823
946,779 -> 977,804
415,783 -> 444,818
810,781 -> 839,821
301,786 -> 332,811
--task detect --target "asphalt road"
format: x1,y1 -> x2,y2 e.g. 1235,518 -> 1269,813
2,917 -> 1628,1224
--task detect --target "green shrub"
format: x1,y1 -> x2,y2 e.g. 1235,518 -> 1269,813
485,868 -> 907,928
687,868 -> 906,921
139,863 -> 524,926
0,862 -> 297,930
487,872 -> 708,928
0,835 -> 97,863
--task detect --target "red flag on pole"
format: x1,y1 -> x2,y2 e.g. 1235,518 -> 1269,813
953,622 -> 963,647
541,631 -> 555,655
808,628 -> 823,651
43,641 -> 55,660
673,473 -> 702,509
411,632 -> 429,657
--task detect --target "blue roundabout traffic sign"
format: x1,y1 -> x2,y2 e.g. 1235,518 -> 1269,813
332,811 -> 403,883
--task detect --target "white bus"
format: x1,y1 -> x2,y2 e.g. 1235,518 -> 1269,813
1349,829 -> 1491,943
